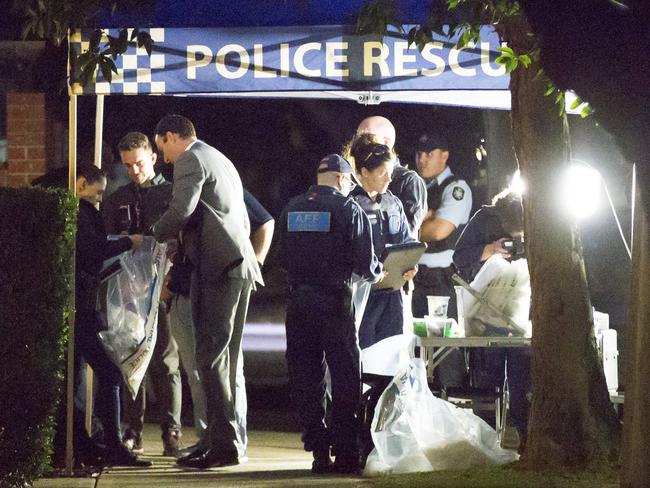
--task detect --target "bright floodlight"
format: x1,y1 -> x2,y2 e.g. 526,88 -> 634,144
562,164 -> 601,218
509,169 -> 525,195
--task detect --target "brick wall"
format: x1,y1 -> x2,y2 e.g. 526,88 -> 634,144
4,92 -> 48,187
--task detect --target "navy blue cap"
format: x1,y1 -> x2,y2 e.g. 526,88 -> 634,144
317,154 -> 353,174
416,132 -> 449,152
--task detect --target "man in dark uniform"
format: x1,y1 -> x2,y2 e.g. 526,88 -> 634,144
278,154 -> 382,474
453,191 -> 531,450
413,132 -> 472,389
101,132 -> 183,457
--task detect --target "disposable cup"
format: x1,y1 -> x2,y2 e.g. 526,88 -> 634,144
427,295 -> 450,318
413,318 -> 428,338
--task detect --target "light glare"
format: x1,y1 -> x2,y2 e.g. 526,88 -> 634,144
562,164 -> 601,218
509,169 -> 525,195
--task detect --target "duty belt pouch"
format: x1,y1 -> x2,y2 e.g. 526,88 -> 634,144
168,241 -> 192,297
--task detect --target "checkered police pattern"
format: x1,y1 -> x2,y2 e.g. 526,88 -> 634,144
69,28 -> 166,95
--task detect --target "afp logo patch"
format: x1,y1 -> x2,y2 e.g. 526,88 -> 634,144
452,186 -> 465,201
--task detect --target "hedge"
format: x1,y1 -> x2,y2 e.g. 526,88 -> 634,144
0,186 -> 76,488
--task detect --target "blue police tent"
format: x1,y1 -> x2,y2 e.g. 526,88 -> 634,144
62,0 -> 511,472
69,0 -> 511,109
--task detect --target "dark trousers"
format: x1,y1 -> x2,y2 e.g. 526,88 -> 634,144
193,275 -> 252,457
413,265 -> 466,388
75,309 -> 123,448
122,303 -> 182,435
358,290 -> 403,350
285,286 -> 361,457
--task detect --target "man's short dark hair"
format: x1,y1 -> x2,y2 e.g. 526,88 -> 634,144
118,132 -> 153,153
77,164 -> 106,184
154,114 -> 196,139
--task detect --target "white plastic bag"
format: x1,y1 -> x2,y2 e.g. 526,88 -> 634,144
99,237 -> 168,398
364,357 -> 518,476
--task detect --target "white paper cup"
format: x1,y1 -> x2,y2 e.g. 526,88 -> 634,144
427,295 -> 450,318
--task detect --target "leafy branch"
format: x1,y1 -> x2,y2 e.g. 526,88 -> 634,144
76,28 -> 153,85
356,0 -> 593,117
15,0 -> 154,86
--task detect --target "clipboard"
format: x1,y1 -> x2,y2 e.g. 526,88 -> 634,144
372,241 -> 427,291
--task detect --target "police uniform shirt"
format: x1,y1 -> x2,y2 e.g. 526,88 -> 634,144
350,187 -> 417,257
244,189 -> 273,233
419,166 -> 472,268
388,158 -> 427,235
278,185 -> 381,287
453,206 -> 508,282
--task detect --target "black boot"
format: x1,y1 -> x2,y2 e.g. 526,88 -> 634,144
311,447 -> 334,474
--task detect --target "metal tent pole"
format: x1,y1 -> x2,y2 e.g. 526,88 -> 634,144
83,93 -> 105,434
65,92 -> 77,476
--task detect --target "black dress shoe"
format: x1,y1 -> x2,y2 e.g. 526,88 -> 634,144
333,455 -> 361,475
105,445 -> 152,467
311,447 -> 334,474
177,447 -> 208,465
177,448 -> 239,469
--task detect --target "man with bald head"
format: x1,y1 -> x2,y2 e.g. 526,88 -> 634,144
356,116 -> 427,235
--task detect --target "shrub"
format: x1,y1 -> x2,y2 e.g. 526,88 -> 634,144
0,186 -> 76,488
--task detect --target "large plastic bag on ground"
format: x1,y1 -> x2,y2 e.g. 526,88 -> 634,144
460,255 -> 530,336
364,357 -> 518,476
98,237 -> 168,398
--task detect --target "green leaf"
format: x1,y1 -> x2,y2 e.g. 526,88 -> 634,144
519,54 -> 531,67
407,27 -> 417,47
497,46 -> 515,56
89,29 -> 102,51
570,97 -> 582,110
98,56 -> 118,83
545,85 -> 555,97
581,104 -> 594,118
136,31 -> 153,56
80,60 -> 97,85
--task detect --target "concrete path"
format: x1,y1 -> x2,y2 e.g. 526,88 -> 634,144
35,425 -> 370,488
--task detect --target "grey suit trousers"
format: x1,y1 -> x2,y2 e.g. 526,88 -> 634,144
192,274 -> 253,457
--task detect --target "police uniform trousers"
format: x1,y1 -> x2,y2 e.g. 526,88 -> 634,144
122,303 -> 182,437
285,285 -> 361,457
413,265 -> 467,389
192,273 -> 253,458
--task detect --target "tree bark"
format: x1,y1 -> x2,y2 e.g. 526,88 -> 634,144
497,16 -> 620,468
515,1 -> 649,481
621,164 -> 650,487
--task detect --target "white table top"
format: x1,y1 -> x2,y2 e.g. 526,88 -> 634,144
418,336 -> 531,348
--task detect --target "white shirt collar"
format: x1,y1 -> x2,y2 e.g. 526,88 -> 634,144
184,139 -> 199,152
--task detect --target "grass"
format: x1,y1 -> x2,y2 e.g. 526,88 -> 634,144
370,463 -> 619,487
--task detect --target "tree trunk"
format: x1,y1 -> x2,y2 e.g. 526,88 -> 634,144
499,17 -> 620,468
512,1 -> 648,481
621,163 -> 650,487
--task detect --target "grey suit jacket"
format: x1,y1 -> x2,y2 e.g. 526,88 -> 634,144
153,140 -> 262,286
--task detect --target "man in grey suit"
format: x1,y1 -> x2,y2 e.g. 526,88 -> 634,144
151,114 -> 262,469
